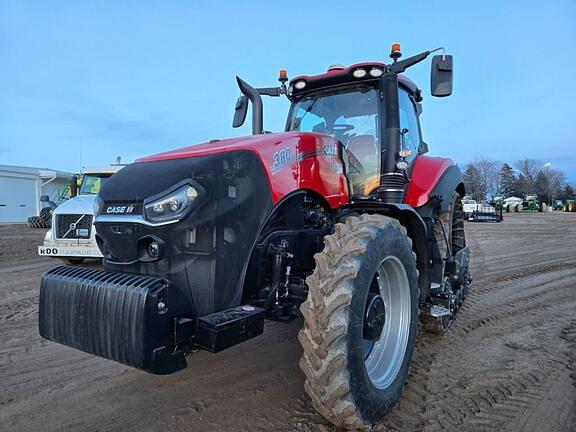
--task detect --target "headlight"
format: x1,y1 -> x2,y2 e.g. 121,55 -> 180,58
396,160 -> 409,171
369,68 -> 383,78
294,80 -> 306,90
144,184 -> 199,223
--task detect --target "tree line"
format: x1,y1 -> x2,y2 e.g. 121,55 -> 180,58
462,157 -> 575,203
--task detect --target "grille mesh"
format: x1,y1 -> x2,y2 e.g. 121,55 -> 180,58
56,214 -> 93,239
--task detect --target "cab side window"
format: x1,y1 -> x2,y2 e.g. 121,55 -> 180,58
398,89 -> 421,162
293,106 -> 326,133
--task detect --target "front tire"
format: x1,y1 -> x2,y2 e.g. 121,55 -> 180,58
299,214 -> 419,430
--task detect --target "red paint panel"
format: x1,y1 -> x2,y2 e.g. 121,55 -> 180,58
136,132 -> 349,208
404,155 -> 456,207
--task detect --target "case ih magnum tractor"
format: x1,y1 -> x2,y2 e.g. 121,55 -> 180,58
39,44 -> 470,429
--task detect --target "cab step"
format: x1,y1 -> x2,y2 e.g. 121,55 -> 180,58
429,305 -> 451,317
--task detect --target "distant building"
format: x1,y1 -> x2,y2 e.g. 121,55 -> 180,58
0,165 -> 74,223
503,196 -> 523,207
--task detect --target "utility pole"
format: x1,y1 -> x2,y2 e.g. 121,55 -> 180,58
544,162 -> 551,206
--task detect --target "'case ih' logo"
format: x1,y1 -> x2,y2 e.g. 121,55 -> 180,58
106,205 -> 135,214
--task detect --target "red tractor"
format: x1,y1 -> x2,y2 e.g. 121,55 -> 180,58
39,44 -> 470,429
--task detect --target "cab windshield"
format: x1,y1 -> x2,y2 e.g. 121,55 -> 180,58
79,174 -> 110,195
287,85 -> 380,196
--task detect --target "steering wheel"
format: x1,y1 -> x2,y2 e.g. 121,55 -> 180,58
332,124 -> 354,133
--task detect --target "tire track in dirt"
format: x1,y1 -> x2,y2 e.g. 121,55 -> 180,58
416,214 -> 576,432
1,215 -> 575,432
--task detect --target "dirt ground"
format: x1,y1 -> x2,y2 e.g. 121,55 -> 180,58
1,213 -> 575,432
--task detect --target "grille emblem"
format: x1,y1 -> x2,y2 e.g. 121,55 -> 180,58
62,215 -> 86,238
56,214 -> 93,239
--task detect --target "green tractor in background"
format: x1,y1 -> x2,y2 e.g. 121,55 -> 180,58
522,194 -> 541,212
491,195 -> 504,211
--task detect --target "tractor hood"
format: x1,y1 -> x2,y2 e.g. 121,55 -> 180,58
137,132 -> 310,164
135,131 -> 348,207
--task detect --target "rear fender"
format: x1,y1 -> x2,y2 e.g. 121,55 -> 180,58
405,156 -> 464,211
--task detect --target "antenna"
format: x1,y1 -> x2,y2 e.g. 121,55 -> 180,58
79,137 -> 83,172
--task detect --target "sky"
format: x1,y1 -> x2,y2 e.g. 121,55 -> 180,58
1,1 -> 575,182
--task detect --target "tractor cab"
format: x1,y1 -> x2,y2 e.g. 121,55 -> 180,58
233,44 -> 453,203
285,64 -> 421,197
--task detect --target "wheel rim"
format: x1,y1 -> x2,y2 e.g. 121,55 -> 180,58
363,255 -> 411,390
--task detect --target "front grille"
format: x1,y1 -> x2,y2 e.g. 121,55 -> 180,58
56,214 -> 93,239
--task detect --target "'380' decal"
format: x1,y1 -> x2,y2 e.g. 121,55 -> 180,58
271,147 -> 291,172
270,145 -> 342,174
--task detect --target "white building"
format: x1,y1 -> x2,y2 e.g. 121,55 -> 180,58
0,165 -> 74,223
503,196 -> 523,207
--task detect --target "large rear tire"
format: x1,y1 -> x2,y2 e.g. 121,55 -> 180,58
299,214 -> 419,430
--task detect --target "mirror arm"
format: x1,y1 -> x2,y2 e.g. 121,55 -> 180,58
388,47 -> 445,74
389,51 -> 430,73
257,87 -> 281,97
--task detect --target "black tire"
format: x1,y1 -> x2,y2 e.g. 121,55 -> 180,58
28,216 -> 41,228
39,207 -> 53,228
423,192 -> 467,333
66,258 -> 85,265
299,214 -> 419,430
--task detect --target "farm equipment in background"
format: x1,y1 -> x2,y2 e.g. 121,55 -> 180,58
492,195 -> 503,209
553,199 -> 564,211
38,44 -> 472,429
462,196 -> 502,222
27,195 -> 57,228
522,194 -> 541,212
565,200 -> 575,212
38,164 -> 124,264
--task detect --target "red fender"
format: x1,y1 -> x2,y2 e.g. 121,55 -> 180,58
404,155 -> 458,208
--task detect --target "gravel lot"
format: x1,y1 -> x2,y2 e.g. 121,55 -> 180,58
1,213 -> 575,431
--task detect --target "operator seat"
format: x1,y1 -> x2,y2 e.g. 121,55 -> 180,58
346,135 -> 380,195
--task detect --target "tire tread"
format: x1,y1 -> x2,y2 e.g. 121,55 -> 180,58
299,213 -> 417,430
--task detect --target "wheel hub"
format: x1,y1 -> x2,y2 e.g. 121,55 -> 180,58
364,293 -> 386,341
363,256 -> 411,390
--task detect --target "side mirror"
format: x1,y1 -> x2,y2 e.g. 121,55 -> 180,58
431,54 -> 453,97
232,95 -> 248,128
40,195 -> 49,202
70,175 -> 78,198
